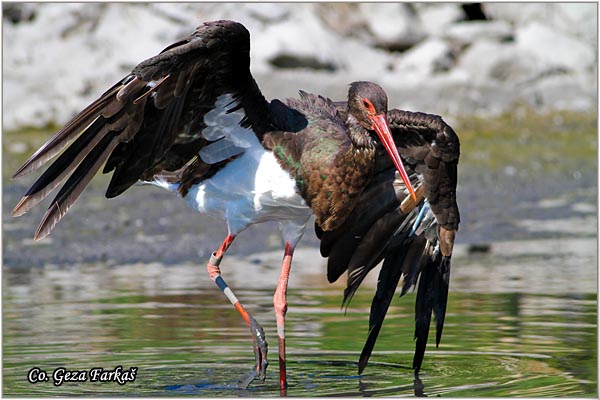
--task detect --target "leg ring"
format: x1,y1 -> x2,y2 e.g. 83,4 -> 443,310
209,252 -> 222,267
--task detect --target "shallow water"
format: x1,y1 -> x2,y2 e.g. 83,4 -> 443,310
2,260 -> 597,396
2,112 -> 597,396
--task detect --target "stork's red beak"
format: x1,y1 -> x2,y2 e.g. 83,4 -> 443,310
370,114 -> 417,201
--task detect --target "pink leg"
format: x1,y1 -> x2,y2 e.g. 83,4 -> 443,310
207,234 -> 268,388
273,242 -> 294,392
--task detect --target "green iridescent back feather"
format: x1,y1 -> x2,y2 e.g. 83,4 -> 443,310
263,92 -> 376,231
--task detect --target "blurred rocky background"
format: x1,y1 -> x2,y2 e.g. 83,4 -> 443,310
3,2 -> 597,131
3,3 -> 597,269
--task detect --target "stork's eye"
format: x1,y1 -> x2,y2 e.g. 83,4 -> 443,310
361,97 -> 376,115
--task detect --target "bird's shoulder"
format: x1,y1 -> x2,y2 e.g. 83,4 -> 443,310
263,91 -> 351,166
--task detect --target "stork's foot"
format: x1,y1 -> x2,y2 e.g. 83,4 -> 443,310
250,314 -> 269,381
206,234 -> 269,389
237,370 -> 257,389
237,315 -> 268,389
413,372 -> 426,397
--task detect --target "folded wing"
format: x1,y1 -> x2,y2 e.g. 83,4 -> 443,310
317,109 -> 460,374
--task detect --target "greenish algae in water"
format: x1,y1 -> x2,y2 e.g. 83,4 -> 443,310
3,124 -> 62,180
456,109 -> 597,175
3,283 -> 596,397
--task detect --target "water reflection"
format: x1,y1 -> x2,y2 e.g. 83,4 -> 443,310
3,260 -> 596,396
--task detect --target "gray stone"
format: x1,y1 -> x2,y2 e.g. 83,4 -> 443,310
456,40 -> 543,85
3,3 -> 37,24
358,3 -> 426,51
443,20 -> 514,47
391,38 -> 455,82
484,3 -> 597,48
519,74 -> 597,112
415,3 -> 465,37
516,22 -> 596,74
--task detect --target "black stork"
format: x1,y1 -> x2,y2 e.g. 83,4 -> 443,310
12,20 -> 460,391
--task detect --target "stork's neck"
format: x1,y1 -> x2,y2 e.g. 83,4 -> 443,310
346,114 -> 375,149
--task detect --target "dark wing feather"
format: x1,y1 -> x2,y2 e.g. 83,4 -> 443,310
12,20 -> 272,240
317,109 -> 460,374
388,109 -> 460,230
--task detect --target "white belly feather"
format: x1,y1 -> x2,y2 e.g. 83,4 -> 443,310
150,94 -> 312,246
187,147 -> 311,237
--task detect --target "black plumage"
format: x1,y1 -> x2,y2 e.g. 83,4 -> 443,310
12,20 -> 460,388
319,109 -> 460,374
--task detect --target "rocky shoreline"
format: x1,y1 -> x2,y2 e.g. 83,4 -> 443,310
4,3 -> 597,131
3,3 -> 597,270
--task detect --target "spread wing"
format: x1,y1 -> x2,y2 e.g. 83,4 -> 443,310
316,109 -> 460,374
12,20 -> 273,240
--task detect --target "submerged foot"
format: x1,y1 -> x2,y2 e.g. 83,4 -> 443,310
236,315 -> 268,389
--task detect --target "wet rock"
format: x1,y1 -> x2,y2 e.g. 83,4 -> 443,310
6,141 -> 28,154
251,7 -> 342,74
3,3 -> 181,129
244,3 -> 290,23
314,3 -> 366,37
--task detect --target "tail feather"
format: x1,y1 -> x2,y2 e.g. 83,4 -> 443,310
357,245 -> 406,374
341,212 -> 405,308
357,235 -> 427,374
434,256 -> 451,347
34,133 -> 119,240
323,170 -> 400,283
413,262 -> 433,372
343,205 -> 423,307
413,243 -> 449,373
